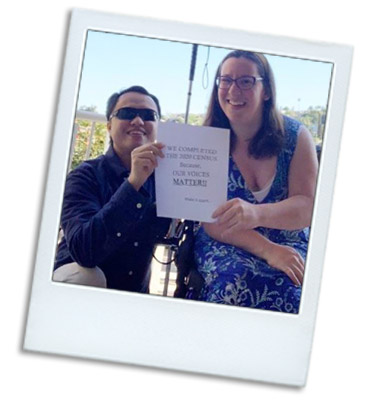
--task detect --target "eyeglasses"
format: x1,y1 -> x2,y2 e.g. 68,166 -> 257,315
109,107 -> 159,122
216,75 -> 264,90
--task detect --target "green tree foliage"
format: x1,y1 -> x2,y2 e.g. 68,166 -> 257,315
71,120 -> 108,170
163,109 -> 326,141
281,106 -> 326,144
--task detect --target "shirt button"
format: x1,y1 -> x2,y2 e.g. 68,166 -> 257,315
136,203 -> 142,209
134,242 -> 139,247
116,232 -> 122,237
128,271 -> 133,276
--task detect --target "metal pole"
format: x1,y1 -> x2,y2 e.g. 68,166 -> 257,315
162,45 -> 199,296
162,246 -> 174,296
184,44 -> 198,124
167,45 -> 198,239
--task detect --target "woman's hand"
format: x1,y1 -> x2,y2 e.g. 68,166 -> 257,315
263,243 -> 305,286
212,198 -> 260,237
202,221 -> 226,241
204,220 -> 304,286
128,142 -> 165,191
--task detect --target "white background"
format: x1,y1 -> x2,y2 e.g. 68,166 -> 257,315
2,1 -> 365,400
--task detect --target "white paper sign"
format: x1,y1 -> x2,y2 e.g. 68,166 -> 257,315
155,122 -> 230,222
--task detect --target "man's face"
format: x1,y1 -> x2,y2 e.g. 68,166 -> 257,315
107,92 -> 159,161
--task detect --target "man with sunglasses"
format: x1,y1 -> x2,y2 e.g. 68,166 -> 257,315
53,86 -> 170,293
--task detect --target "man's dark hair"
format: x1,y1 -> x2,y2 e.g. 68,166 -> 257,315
106,85 -> 161,120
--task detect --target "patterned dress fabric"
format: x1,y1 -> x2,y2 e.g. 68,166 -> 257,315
194,116 -> 309,314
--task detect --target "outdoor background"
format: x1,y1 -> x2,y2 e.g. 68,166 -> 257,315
72,30 -> 332,169
3,1 -> 365,401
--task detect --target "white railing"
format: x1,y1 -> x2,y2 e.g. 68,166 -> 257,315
76,110 -> 107,122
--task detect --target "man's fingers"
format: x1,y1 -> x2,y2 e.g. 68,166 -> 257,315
150,143 -> 165,158
134,143 -> 165,158
141,156 -> 157,169
134,150 -> 158,164
153,141 -> 165,149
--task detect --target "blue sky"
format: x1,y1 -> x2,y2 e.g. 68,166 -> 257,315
77,30 -> 333,116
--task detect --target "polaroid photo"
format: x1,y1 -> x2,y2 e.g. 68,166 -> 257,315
23,8 -> 352,386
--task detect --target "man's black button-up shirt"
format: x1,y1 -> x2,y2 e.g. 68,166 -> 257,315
54,146 -> 170,293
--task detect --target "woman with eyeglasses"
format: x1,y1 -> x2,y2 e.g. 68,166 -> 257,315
192,50 -> 318,313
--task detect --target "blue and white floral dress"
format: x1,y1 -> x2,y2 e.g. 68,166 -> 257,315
194,116 -> 309,314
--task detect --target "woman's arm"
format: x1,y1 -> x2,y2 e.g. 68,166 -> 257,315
257,126 -> 318,229
203,222 -> 304,286
213,126 -> 318,233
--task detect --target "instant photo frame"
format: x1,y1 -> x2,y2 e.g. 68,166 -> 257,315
23,9 -> 352,386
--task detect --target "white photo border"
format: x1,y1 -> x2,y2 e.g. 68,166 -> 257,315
24,8 -> 353,386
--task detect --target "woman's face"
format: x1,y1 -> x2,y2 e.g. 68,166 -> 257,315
217,57 -> 269,129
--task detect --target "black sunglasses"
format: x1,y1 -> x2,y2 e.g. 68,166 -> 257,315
109,107 -> 159,122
